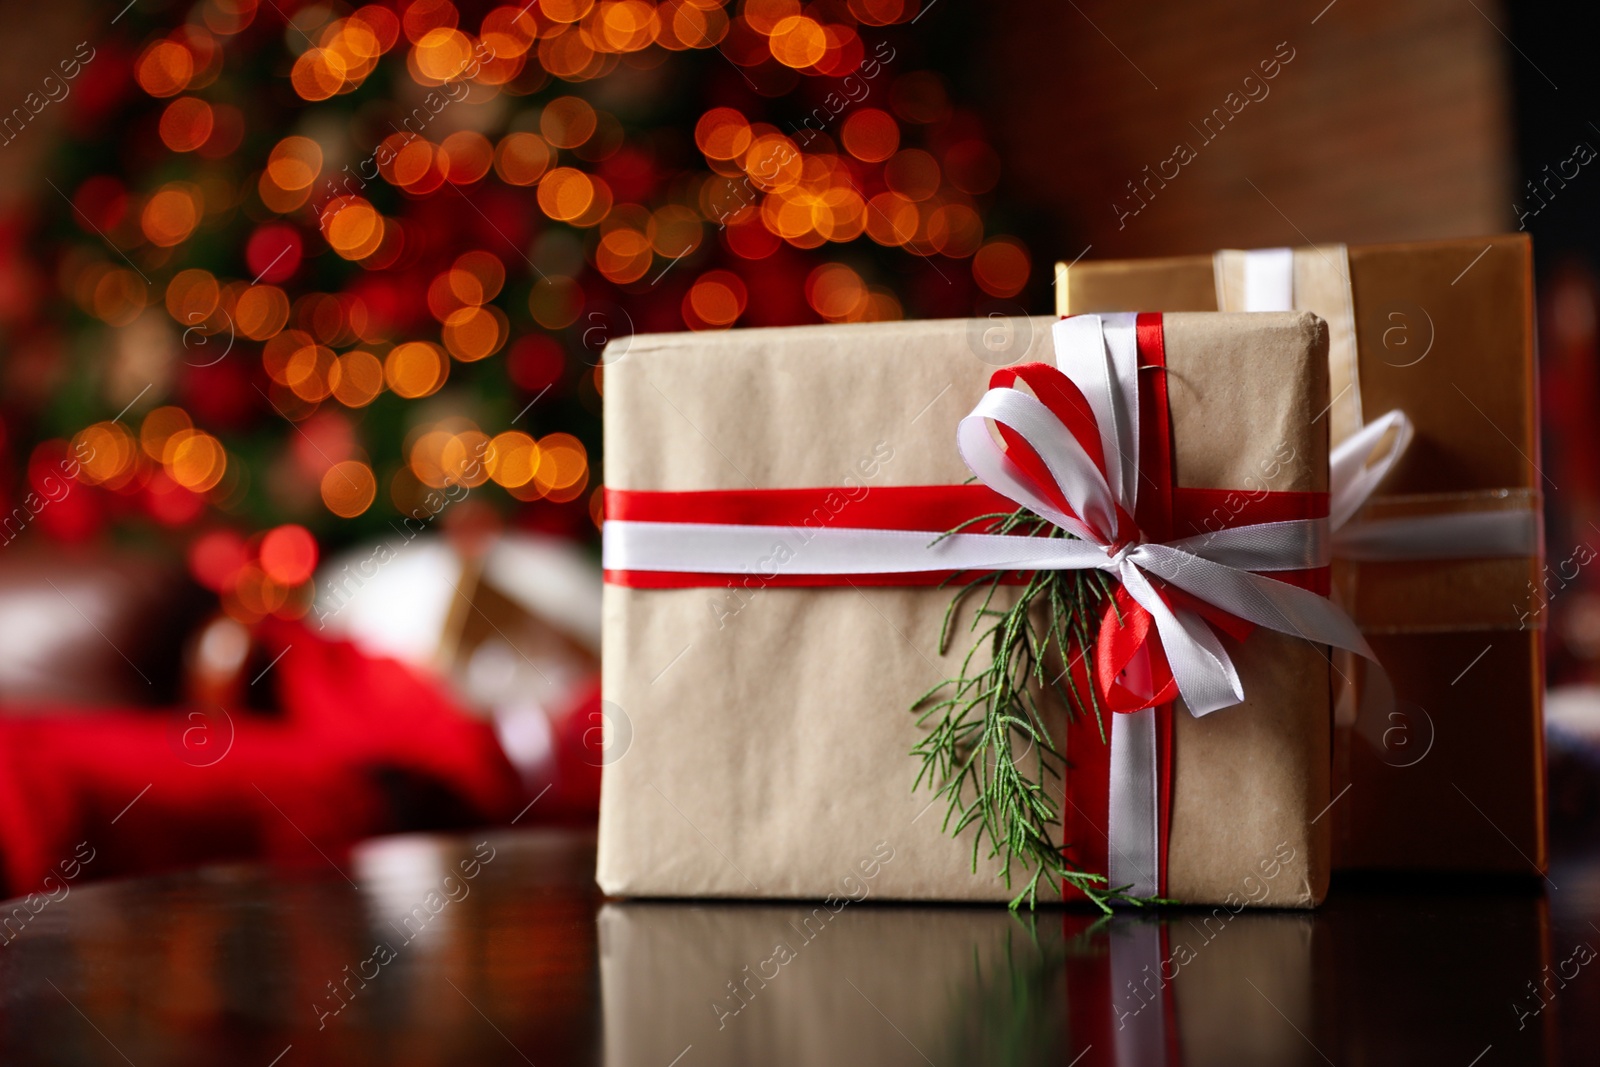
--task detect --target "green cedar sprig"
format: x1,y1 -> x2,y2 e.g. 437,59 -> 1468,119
909,505 -> 1171,912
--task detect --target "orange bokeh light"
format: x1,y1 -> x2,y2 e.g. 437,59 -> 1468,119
90,269 -> 147,326
137,40 -> 195,97
598,0 -> 658,52
487,431 -> 540,487
531,432 -> 588,501
412,27 -> 475,82
541,96 -> 598,149
384,341 -> 449,398
768,15 -> 827,68
973,237 -> 1031,298
668,2 -> 729,49
74,422 -> 138,486
321,461 -> 378,517
285,343 -> 337,402
685,269 -> 748,328
321,197 -> 384,260
540,0 -> 595,24
840,108 -> 899,162
266,136 -> 323,191
494,132 -> 553,186
537,167 -> 596,221
165,429 -> 228,493
441,130 -> 494,184
159,97 -> 215,153
291,47 -> 348,101
454,251 -> 505,302
596,227 -> 653,284
695,107 -> 751,161
166,269 -> 220,324
441,305 -> 507,361
806,262 -> 868,322
142,184 -> 202,247
481,6 -> 537,57
440,431 -> 492,487
140,407 -> 193,461
235,285 -> 291,340
331,350 -> 385,407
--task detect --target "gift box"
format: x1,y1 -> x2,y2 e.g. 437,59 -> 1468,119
597,312 -> 1358,907
1056,236 -> 1546,875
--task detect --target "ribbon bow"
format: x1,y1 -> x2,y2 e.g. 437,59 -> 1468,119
1327,408 -> 1541,561
958,315 -> 1374,716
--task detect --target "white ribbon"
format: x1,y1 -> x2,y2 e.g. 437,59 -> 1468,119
1328,411 -> 1540,559
1329,409 -> 1413,530
1240,245 -> 1294,313
1233,247 -> 1541,562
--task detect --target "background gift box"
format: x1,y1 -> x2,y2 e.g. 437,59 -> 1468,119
1059,235 -> 1546,876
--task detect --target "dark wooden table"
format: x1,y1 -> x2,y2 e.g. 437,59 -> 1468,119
2,827 -> 1594,1066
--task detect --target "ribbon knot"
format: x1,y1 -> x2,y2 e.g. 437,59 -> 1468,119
957,314 -> 1375,718
1103,540 -> 1139,571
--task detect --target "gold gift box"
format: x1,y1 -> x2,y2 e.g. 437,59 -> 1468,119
1058,235 -> 1546,874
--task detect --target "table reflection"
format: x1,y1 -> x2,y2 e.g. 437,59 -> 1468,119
601,890 -> 1550,1066
0,830 -> 1577,1066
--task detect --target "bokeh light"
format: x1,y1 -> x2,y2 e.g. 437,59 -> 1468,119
160,97 -> 215,152
137,40 -> 195,97
259,524 -> 319,585
973,237 -> 1031,298
321,460 -> 378,517
45,0 -> 1020,577
384,341 -> 449,398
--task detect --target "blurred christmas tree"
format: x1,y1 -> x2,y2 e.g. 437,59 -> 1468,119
3,0 -> 1033,623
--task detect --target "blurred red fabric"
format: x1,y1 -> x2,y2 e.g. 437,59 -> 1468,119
0,621 -> 527,896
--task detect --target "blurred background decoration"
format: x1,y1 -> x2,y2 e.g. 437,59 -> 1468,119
2,0 -> 1026,585
12,0 -> 1600,886
0,0 -> 1044,893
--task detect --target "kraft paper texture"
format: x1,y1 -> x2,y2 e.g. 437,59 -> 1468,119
1057,235 -> 1546,874
598,313 -> 1331,906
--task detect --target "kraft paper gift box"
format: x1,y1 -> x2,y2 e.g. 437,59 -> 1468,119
1057,235 -> 1546,875
597,311 -> 1349,908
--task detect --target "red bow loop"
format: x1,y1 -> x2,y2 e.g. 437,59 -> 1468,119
1094,584 -> 1179,714
983,362 -> 1118,539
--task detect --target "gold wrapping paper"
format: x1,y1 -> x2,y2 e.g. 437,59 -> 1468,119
598,312 -> 1332,906
1057,235 -> 1546,874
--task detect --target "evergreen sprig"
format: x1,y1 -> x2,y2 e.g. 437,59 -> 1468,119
910,505 -> 1169,912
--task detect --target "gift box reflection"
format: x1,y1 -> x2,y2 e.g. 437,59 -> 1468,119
599,891 -> 1553,1067
599,904 -> 1317,1067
